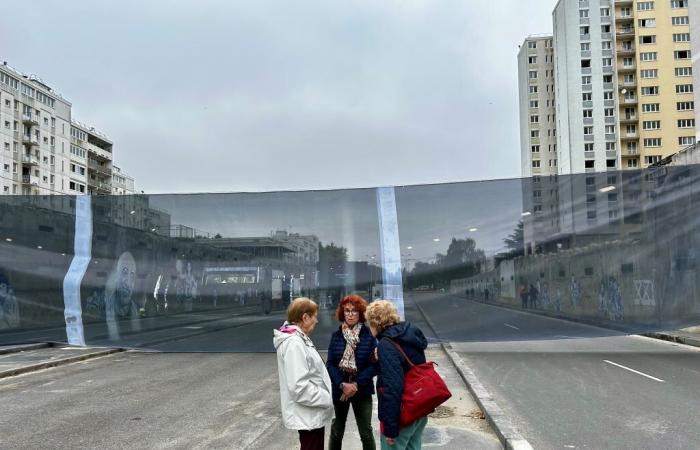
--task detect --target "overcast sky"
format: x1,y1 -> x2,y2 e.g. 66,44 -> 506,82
1,0 -> 554,193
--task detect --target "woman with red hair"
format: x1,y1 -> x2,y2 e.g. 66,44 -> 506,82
326,294 -> 378,450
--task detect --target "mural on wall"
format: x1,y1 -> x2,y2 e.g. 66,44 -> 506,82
634,280 -> 656,307
554,288 -> 562,313
0,272 -> 19,330
598,275 -> 624,321
538,280 -> 550,310
569,276 -> 581,310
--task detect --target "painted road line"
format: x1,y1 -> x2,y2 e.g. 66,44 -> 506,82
504,323 -> 520,331
603,360 -> 665,383
183,326 -> 203,330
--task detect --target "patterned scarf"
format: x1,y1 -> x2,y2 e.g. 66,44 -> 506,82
338,322 -> 362,373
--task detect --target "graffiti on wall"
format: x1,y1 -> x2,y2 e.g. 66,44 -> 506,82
598,276 -> 624,321
633,280 -> 656,307
175,260 -> 198,312
0,272 -> 19,330
569,276 -> 581,309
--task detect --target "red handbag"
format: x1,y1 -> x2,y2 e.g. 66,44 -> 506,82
386,338 -> 452,427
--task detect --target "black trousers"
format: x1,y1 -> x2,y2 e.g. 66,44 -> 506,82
298,427 -> 325,450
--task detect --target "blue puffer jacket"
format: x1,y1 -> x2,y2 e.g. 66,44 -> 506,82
376,322 -> 428,439
326,323 -> 377,402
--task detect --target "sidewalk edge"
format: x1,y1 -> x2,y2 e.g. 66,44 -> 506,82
0,342 -> 50,355
0,348 -> 123,380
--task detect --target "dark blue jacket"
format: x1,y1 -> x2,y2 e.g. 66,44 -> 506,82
326,323 -> 377,402
376,322 -> 428,439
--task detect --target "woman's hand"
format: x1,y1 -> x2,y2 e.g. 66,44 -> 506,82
341,382 -> 358,399
385,437 -> 396,446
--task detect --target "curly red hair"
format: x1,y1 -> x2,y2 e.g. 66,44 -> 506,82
335,294 -> 368,323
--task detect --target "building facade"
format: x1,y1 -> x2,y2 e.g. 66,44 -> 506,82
112,165 -> 136,195
518,35 -> 558,177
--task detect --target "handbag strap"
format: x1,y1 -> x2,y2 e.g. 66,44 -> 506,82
383,337 -> 415,368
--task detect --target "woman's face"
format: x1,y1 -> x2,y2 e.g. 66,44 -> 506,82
343,304 -> 360,327
300,312 -> 318,335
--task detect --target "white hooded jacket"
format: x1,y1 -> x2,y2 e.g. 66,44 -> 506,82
273,323 -> 334,430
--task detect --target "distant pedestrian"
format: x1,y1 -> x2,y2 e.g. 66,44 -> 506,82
529,284 -> 538,309
273,297 -> 334,450
365,300 -> 429,450
519,284 -> 527,309
327,295 -> 377,450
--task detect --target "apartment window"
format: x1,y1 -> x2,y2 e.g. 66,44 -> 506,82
530,100 -> 539,108
673,33 -> 690,42
582,76 -> 592,85
675,67 -> 693,77
643,120 -> 661,130
580,9 -> 589,18
528,56 -> 537,64
583,109 -> 593,118
642,103 -> 660,112
532,160 -> 541,168
601,41 -> 612,50
674,50 -> 691,60
528,41 -> 537,49
582,92 -> 592,101
678,118 -> 695,128
641,86 -> 659,95
581,26 -> 590,36
639,19 -> 657,28
640,52 -> 657,61
671,0 -> 688,8
644,138 -> 662,147
623,74 -> 635,83
529,70 -> 538,79
606,142 -> 616,151
672,16 -> 689,25
677,101 -> 694,111
585,143 -> 594,152
602,58 -> 612,67
646,155 -> 661,164
628,159 -> 639,168
531,145 -> 540,153
603,74 -> 613,83
641,69 -> 658,78
584,126 -> 594,135
679,136 -> 696,145
607,160 -> 616,168
621,7 -> 632,17
531,130 -> 540,138
640,35 -> 657,44
529,85 -> 538,94
628,141 -> 638,152
604,108 -> 614,117
600,7 -> 610,16
601,25 -> 611,33
603,91 -> 614,100
605,125 -> 616,134
531,115 -> 539,123
585,160 -> 595,169
638,1 -> 655,10
581,59 -> 591,68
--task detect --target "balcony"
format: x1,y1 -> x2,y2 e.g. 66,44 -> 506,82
616,46 -> 635,55
616,28 -> 635,36
21,174 -> 39,186
621,132 -> 638,140
616,0 -> 633,4
21,135 -> 39,146
22,154 -> 39,166
21,114 -> 39,126
620,115 -> 638,123
621,97 -> 638,105
620,79 -> 637,88
618,64 -> 636,72
88,160 -> 111,176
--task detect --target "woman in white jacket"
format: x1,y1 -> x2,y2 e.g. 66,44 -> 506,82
273,297 -> 334,450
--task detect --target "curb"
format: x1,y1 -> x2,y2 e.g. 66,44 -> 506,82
0,347 -> 123,380
642,332 -> 700,348
0,343 -> 50,355
409,295 -> 533,450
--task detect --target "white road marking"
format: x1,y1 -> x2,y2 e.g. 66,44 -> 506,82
183,326 -> 203,330
504,323 -> 520,330
603,360 -> 665,383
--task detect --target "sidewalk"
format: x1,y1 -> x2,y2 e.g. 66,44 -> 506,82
644,325 -> 700,348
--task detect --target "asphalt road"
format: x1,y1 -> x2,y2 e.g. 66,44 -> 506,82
410,291 -> 700,450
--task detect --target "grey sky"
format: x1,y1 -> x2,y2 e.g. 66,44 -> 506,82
1,0 -> 554,194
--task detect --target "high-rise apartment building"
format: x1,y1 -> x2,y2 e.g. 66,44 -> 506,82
518,35 -> 558,177
616,0 -> 694,169
112,165 -> 136,195
520,0 -> 695,177
554,0 -> 621,175
0,61 -> 127,196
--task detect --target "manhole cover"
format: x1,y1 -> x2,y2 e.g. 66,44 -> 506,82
429,405 -> 455,418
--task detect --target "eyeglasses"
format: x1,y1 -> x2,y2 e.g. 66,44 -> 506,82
344,309 -> 358,315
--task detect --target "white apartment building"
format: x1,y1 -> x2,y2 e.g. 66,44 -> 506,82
518,35 -> 558,177
691,0 -> 700,140
112,165 -> 136,195
554,0 -> 620,175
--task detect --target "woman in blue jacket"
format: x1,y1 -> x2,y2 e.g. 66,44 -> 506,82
365,300 -> 429,450
326,294 -> 377,450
